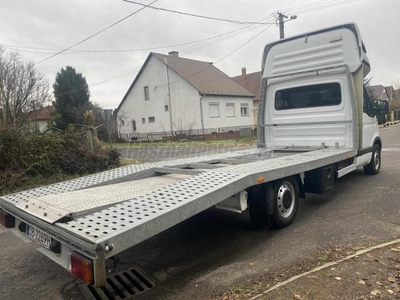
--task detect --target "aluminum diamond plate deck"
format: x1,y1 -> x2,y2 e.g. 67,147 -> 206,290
15,174 -> 189,223
54,147 -> 354,257
0,148 -> 261,206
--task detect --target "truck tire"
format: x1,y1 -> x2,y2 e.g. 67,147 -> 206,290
363,144 -> 381,175
269,177 -> 299,228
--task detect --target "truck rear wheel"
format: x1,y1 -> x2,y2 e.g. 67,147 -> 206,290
269,177 -> 299,228
363,144 -> 381,175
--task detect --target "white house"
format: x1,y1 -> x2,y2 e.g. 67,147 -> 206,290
116,52 -> 254,135
29,105 -> 54,132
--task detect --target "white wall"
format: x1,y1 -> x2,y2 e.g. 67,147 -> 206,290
30,120 -> 49,132
118,56 -> 202,134
202,96 -> 254,129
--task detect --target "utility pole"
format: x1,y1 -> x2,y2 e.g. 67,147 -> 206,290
276,11 -> 297,39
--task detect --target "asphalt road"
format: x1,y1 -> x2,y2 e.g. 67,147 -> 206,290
117,143 -> 252,161
1,126 -> 400,300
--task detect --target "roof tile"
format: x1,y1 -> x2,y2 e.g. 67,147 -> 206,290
152,53 -> 253,97
231,71 -> 261,101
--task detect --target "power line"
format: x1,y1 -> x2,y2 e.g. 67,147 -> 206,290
36,0 -> 361,101
284,0 -> 360,15
9,1 -> 359,58
292,0 -> 361,15
214,24 -> 274,64
181,15 -> 276,54
34,0 -> 158,66
3,35 -> 228,54
3,15 -> 275,56
156,24 -> 274,89
121,0 -> 275,25
283,0 -> 332,13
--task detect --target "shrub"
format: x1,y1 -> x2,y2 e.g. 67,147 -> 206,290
0,126 -> 120,194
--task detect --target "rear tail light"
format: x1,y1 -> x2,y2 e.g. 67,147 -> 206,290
69,253 -> 93,284
0,210 -> 15,228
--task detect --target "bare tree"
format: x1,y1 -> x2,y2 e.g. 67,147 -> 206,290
173,116 -> 197,134
0,46 -> 51,127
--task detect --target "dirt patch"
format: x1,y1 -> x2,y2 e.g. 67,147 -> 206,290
211,241 -> 400,300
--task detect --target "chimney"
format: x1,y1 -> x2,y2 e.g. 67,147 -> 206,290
168,51 -> 179,57
241,67 -> 247,82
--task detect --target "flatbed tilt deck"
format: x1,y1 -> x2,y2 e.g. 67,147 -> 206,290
0,23 -> 388,287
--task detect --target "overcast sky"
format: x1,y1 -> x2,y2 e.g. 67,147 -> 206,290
1,0 -> 399,109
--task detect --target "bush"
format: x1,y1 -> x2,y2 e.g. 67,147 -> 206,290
0,126 -> 120,194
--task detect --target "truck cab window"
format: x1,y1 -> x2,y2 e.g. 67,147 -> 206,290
363,86 -> 374,118
275,83 -> 341,110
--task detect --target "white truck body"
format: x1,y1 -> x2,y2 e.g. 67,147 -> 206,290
0,23 -> 386,288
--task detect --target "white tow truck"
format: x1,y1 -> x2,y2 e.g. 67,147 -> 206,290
0,23 -> 389,287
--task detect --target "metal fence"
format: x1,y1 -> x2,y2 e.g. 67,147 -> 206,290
119,125 -> 257,142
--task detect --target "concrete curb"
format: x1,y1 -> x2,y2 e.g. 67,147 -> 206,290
249,238 -> 400,300
379,121 -> 400,128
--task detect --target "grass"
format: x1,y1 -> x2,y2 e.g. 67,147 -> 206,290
101,137 -> 256,148
120,158 -> 141,165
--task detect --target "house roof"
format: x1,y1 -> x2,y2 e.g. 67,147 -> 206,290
152,53 -> 253,97
29,105 -> 54,121
370,85 -> 388,100
231,71 -> 262,101
117,52 -> 253,112
385,86 -> 394,99
394,89 -> 400,100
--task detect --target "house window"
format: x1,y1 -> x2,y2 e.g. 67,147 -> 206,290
209,102 -> 220,118
144,86 -> 150,100
165,105 -> 169,111
132,120 -> 136,131
121,119 -> 125,126
226,103 -> 235,117
240,103 -> 249,116
148,117 -> 155,123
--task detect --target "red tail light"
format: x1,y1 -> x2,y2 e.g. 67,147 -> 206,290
70,253 -> 93,284
0,210 -> 15,228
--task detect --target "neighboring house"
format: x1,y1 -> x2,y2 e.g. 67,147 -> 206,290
231,68 -> 261,125
116,52 -> 254,135
369,85 -> 391,101
29,105 -> 54,132
385,86 -> 394,101
369,84 -> 400,122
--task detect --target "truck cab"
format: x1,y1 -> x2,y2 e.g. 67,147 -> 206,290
258,23 -> 386,172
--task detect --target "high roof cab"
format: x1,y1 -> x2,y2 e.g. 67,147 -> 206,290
257,23 -> 380,155
262,23 -> 370,79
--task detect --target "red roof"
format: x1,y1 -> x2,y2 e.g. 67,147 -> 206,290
231,71 -> 262,101
29,105 -> 54,121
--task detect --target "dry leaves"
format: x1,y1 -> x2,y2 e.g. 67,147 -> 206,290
371,289 -> 381,296
388,276 -> 396,283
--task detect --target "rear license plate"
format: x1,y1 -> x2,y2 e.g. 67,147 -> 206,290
26,225 -> 52,249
